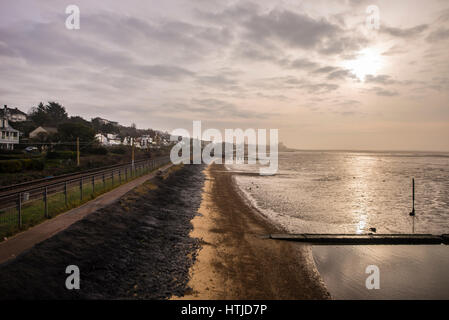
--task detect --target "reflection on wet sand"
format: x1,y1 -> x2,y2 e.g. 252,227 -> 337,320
313,245 -> 449,299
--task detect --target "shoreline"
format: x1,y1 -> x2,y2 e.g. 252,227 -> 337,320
177,163 -> 330,300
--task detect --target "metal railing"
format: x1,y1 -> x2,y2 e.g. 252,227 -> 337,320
0,156 -> 171,238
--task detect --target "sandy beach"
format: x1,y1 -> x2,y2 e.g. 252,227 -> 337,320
177,163 -> 330,300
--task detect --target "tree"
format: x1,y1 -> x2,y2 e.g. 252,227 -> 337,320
91,118 -> 119,134
28,101 -> 68,126
29,102 -> 50,126
58,122 -> 95,143
68,116 -> 91,127
46,102 -> 68,124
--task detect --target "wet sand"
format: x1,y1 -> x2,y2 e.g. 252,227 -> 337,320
177,163 -> 330,299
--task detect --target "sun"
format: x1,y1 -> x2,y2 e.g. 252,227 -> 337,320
342,48 -> 384,81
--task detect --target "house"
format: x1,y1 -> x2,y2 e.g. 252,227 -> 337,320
137,135 -> 153,149
0,105 -> 28,122
95,133 -> 109,146
106,133 -> 122,145
29,126 -> 58,139
0,111 -> 20,150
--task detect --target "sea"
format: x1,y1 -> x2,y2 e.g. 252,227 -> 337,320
226,151 -> 449,299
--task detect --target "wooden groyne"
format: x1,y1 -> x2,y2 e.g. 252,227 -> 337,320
268,234 -> 449,245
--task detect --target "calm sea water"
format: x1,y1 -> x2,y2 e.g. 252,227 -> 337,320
226,151 -> 449,299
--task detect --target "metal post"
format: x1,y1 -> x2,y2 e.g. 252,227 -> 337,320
44,187 -> 48,218
125,167 -> 128,181
64,181 -> 68,207
76,137 -> 80,167
92,176 -> 95,195
119,169 -> 121,184
410,178 -> 416,233
111,170 -> 114,187
103,173 -> 106,190
132,139 -> 135,171
80,177 -> 83,201
18,192 -> 22,229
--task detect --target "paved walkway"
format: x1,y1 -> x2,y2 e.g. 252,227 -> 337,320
0,163 -> 173,265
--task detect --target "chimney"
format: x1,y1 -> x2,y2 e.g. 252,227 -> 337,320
2,105 -> 7,128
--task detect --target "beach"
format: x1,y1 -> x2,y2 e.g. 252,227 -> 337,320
177,163 -> 330,300
226,151 -> 449,299
0,162 -> 329,299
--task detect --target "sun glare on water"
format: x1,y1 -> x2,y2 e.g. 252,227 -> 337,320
342,48 -> 384,81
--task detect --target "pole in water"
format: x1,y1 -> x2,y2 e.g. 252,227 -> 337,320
409,178 -> 415,233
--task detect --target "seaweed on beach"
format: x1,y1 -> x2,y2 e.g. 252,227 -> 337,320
0,164 -> 205,300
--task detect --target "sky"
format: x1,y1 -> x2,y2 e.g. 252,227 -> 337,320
0,0 -> 448,151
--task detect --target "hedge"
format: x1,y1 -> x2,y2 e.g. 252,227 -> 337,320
0,158 -> 45,173
109,146 -> 127,154
46,151 -> 76,160
86,146 -> 108,155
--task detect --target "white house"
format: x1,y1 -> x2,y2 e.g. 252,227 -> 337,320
0,112 -> 20,150
106,133 -> 122,145
95,133 -> 109,146
138,135 -> 153,149
122,136 -> 133,146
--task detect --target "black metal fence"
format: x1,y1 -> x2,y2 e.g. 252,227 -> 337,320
0,156 -> 171,238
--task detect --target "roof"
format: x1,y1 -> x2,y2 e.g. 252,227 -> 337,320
30,126 -> 58,135
1,126 -> 19,133
0,106 -> 27,117
0,120 -> 19,132
40,126 -> 58,133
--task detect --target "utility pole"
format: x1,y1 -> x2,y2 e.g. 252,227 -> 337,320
131,137 -> 135,169
76,137 -> 80,167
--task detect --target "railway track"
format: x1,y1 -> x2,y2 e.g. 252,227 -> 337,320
0,156 -> 170,211
0,158 -> 150,196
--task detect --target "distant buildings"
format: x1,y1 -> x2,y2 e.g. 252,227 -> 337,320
95,133 -> 122,146
0,105 -> 28,122
136,135 -> 153,149
1,104 -> 173,150
106,133 -> 122,145
29,126 -> 58,139
94,132 -> 171,149
0,109 -> 20,150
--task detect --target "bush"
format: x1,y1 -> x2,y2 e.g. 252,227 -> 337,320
0,160 -> 23,173
0,158 -> 45,173
28,159 -> 45,170
46,151 -> 76,160
0,150 -> 23,155
0,153 -> 41,160
87,146 -> 108,155
109,146 -> 127,154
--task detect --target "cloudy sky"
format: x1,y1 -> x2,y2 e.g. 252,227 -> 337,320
1,0 -> 448,151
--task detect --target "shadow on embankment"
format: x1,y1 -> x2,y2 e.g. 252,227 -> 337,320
0,164 -> 206,299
